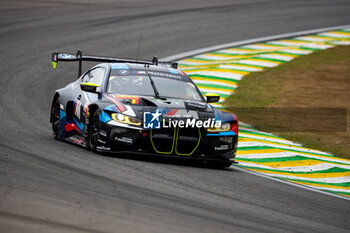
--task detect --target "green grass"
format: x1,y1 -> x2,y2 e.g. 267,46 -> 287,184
224,45 -> 350,159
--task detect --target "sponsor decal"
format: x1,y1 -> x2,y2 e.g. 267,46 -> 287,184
143,109 -> 222,129
99,130 -> 107,137
115,136 -> 133,144
64,122 -> 81,133
168,68 -> 179,74
84,104 -> 89,121
97,146 -> 111,151
178,70 -> 186,76
106,95 -> 126,112
109,76 -> 117,81
119,70 -> 129,75
60,54 -> 75,59
113,94 -> 140,104
143,109 -> 162,129
122,105 -> 136,117
168,68 -> 186,76
147,71 -> 181,79
99,111 -> 112,124
135,70 -> 146,74
215,145 -> 229,151
186,101 -> 206,108
98,139 -> 106,144
163,118 -> 220,129
171,99 -> 181,105
66,135 -> 86,146
111,63 -> 129,70
164,109 -> 198,119
74,100 -> 82,119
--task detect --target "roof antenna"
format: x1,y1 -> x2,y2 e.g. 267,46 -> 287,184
136,33 -> 143,62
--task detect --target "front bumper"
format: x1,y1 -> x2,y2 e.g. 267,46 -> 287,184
96,120 -> 238,162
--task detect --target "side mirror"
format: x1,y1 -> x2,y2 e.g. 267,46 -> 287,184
205,93 -> 220,103
80,82 -> 101,93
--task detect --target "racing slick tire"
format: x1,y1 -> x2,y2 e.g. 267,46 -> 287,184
88,110 -> 101,152
51,97 -> 61,140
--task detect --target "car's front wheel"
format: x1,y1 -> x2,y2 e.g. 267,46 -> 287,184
51,97 -> 61,139
88,111 -> 100,152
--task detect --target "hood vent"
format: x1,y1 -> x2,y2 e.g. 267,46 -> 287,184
141,97 -> 157,107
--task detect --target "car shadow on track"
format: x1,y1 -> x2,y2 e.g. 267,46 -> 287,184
98,151 -> 236,171
58,139 -> 236,171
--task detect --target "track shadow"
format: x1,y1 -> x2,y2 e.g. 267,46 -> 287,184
57,136 -> 236,171
98,151 -> 235,171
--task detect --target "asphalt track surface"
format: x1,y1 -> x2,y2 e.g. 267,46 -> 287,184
1,0 -> 350,232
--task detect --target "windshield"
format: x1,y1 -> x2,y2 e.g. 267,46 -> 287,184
107,74 -> 204,101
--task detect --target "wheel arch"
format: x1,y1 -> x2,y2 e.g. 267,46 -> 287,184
50,92 -> 60,123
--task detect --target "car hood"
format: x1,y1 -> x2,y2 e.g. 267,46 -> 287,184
103,94 -> 217,120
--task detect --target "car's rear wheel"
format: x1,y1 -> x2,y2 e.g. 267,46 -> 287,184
88,111 -> 100,152
51,97 -> 61,139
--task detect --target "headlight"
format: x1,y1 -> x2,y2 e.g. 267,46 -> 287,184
207,122 -> 231,132
111,113 -> 142,126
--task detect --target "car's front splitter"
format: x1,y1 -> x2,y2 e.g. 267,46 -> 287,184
95,120 -> 238,162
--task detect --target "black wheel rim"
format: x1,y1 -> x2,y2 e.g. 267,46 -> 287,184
90,116 -> 99,148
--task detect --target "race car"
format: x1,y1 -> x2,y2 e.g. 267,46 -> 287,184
50,50 -> 238,167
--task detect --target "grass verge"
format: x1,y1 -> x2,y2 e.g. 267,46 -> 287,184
224,45 -> 350,159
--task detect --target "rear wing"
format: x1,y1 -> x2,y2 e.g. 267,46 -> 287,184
51,49 -> 178,77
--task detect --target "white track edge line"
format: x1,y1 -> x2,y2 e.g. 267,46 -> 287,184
162,25 -> 350,201
232,166 -> 350,201
161,24 -> 350,61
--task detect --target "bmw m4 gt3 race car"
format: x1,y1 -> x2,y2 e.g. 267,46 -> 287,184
50,50 -> 238,167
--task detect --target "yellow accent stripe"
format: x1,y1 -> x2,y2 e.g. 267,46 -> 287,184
81,82 -> 100,87
175,128 -> 201,156
52,61 -> 57,69
150,129 -> 176,154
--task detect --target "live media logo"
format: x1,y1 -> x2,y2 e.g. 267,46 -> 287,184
143,110 -> 161,129
143,109 -> 222,129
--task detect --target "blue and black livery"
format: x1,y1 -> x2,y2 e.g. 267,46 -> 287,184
50,50 -> 238,167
